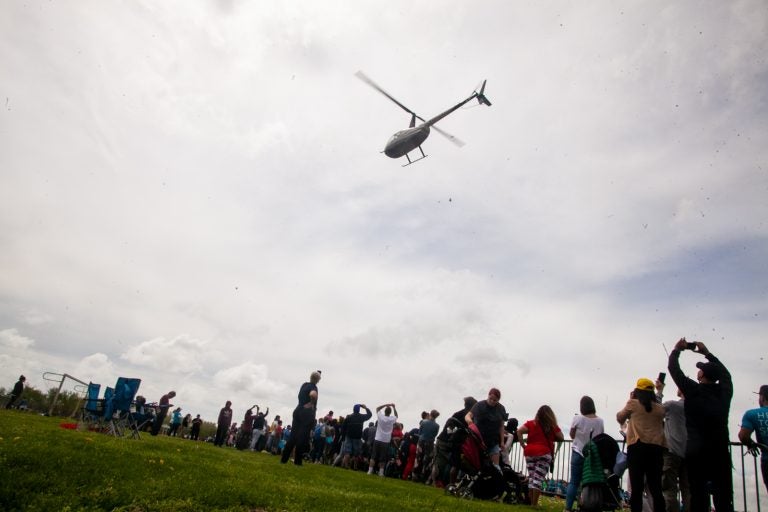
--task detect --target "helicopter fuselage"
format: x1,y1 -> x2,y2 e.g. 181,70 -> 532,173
384,125 -> 430,158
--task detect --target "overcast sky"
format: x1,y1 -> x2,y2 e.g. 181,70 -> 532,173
1,0 -> 766,450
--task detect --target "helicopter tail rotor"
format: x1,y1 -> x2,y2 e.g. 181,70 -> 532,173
476,80 -> 492,106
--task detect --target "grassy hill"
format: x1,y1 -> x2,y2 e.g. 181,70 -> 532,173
0,410 -> 564,511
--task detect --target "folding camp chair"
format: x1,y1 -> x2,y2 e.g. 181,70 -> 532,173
78,382 -> 103,431
107,377 -> 141,437
100,386 -> 115,433
129,395 -> 155,439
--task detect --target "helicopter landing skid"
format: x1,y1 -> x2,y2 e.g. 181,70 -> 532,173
402,146 -> 427,167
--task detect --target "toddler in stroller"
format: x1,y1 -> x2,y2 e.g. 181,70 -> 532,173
446,423 -> 528,503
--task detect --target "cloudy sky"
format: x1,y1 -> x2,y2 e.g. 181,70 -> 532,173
1,0 -> 766,446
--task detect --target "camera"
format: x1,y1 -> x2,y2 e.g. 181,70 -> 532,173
686,342 -> 697,351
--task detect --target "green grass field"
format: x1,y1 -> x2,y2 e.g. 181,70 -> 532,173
0,411 -> 565,511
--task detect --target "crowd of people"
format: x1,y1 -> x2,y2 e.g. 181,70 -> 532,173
4,338 -> 767,511
150,340 -> 761,512
222,340 -> 765,512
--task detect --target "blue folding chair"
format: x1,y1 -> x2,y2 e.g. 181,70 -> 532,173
101,386 -> 115,434
78,382 -> 102,430
107,377 -> 141,437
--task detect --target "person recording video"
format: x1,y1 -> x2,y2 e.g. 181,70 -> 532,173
668,338 -> 733,512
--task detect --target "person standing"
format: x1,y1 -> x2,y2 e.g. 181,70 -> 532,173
617,378 -> 666,512
519,404 -> 564,507
180,413 -> 192,438
416,409 -> 440,481
342,404 -> 373,469
281,370 -> 321,465
668,339 -> 733,512
368,402 -> 399,476
250,405 -> 269,451
465,388 -> 507,472
565,396 -> 605,512
431,396 -> 476,486
190,414 -> 203,440
271,419 -> 284,455
362,421 -> 376,460
4,375 -> 26,409
660,386 -> 691,512
151,390 -> 176,436
500,417 -> 519,467
738,385 -> 768,492
266,414 -> 281,452
214,400 -> 233,447
237,405 -> 256,450
168,407 -> 183,436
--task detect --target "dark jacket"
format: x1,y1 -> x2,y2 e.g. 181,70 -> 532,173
668,350 -> 732,455
218,406 -> 233,427
344,409 -> 373,440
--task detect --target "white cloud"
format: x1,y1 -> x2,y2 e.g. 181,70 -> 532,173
72,353 -> 118,388
120,335 -> 219,373
0,328 -> 35,349
212,362 -> 288,403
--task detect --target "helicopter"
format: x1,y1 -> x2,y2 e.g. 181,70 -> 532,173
355,70 -> 492,166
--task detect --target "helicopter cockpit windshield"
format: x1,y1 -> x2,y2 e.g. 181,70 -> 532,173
387,131 -> 403,144
387,129 -> 412,145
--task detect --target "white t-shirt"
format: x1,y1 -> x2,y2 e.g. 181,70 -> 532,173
570,415 -> 605,455
374,410 -> 398,443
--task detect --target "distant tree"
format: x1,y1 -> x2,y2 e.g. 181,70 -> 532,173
0,385 -> 83,416
1,385 -> 45,413
199,420 -> 217,440
45,388 -> 83,417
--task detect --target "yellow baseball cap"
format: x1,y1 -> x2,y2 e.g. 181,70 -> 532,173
636,378 -> 655,392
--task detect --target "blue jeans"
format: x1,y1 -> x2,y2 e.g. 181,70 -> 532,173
565,450 -> 584,510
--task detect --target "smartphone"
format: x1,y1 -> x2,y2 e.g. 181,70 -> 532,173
658,372 -> 666,384
686,342 -> 697,351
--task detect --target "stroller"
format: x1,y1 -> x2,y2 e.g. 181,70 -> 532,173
446,423 -> 527,503
579,433 -> 625,511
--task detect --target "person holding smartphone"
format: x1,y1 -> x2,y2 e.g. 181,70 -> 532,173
617,378 -> 666,512
668,338 -> 733,512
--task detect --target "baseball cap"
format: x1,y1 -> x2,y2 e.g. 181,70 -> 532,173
635,378 -> 655,392
695,361 -> 720,381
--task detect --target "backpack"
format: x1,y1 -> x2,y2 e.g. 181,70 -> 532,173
579,484 -> 604,512
579,439 -> 606,512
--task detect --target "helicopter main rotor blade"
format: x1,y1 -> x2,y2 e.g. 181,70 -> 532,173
355,70 -> 425,122
431,124 -> 465,147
